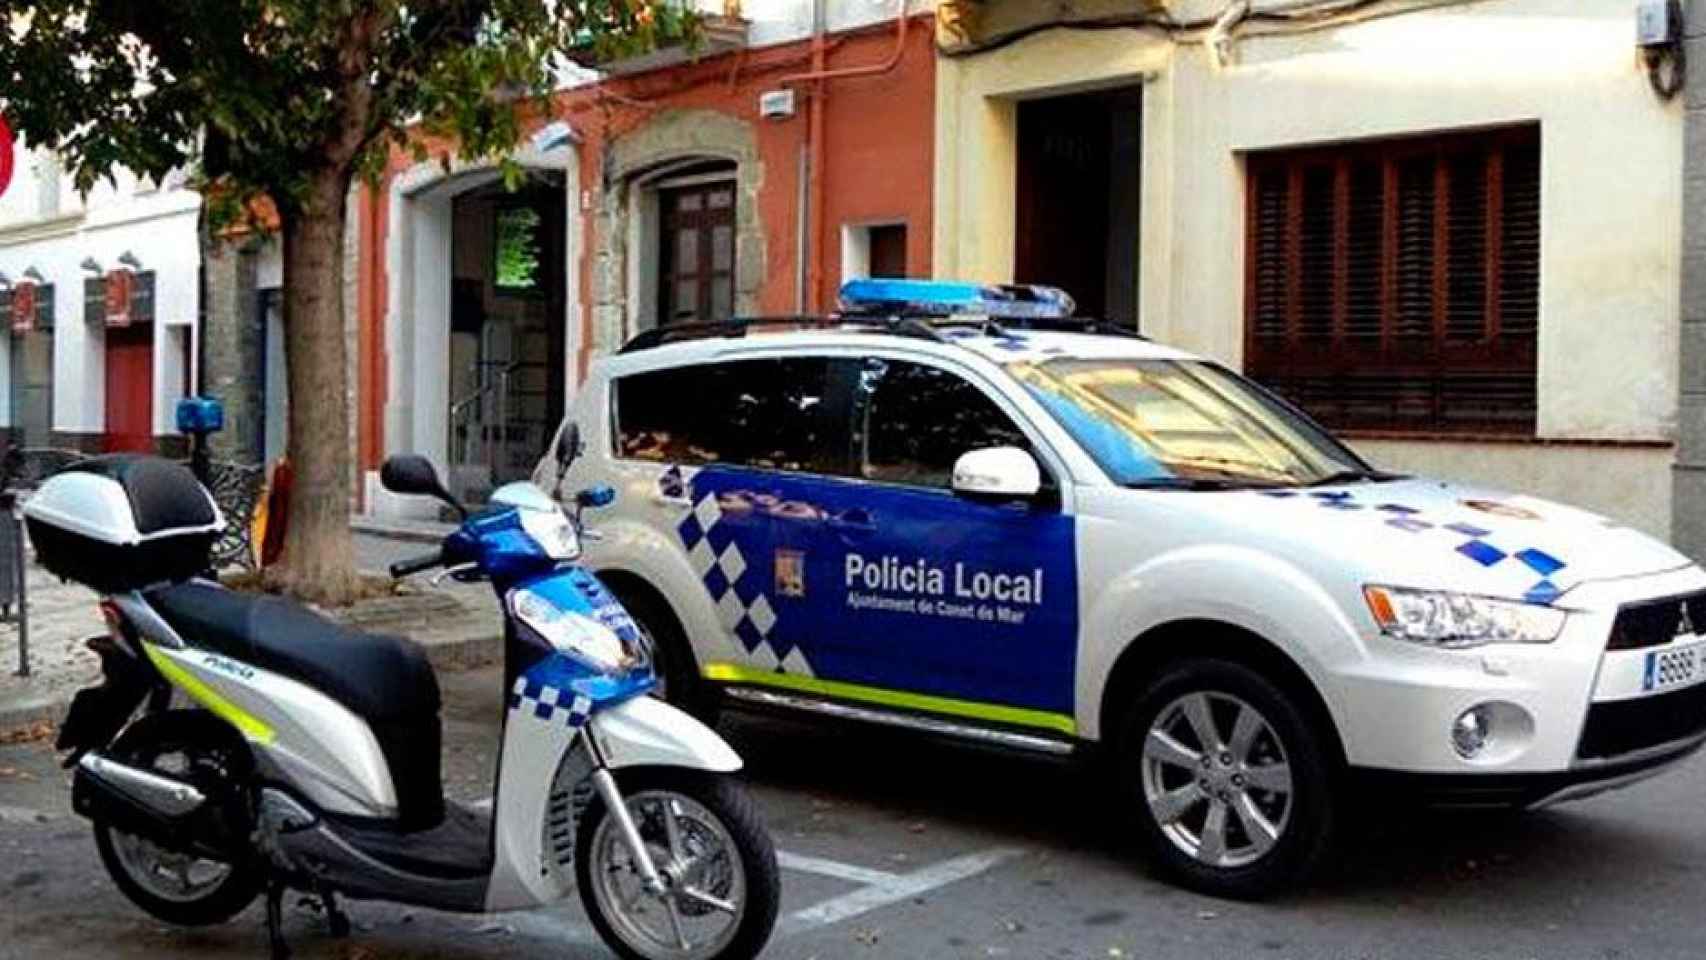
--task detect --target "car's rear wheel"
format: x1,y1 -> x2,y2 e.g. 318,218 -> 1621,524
1115,658 -> 1336,899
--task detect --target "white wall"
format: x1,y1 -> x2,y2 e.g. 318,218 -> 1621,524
0,157 -> 203,440
692,0 -> 931,50
933,0 -> 1684,536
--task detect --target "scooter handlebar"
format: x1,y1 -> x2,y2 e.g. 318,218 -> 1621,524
389,551 -> 444,579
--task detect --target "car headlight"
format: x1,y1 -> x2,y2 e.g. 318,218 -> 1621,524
510,589 -> 633,672
1363,585 -> 1567,649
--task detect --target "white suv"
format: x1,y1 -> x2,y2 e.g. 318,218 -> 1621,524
538,280 -> 1706,896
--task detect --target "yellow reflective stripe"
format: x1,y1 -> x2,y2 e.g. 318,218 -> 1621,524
143,643 -> 276,744
701,662 -> 1077,736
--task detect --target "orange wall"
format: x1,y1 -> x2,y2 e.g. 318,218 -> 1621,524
355,16 -> 936,474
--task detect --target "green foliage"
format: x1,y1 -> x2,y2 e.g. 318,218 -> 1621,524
0,0 -> 701,224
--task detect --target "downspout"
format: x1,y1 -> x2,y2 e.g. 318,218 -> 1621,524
782,1 -> 912,312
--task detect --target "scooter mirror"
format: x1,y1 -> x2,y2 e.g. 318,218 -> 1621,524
576,485 -> 616,509
556,422 -> 582,471
380,455 -> 444,497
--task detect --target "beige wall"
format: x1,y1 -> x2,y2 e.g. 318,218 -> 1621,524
933,0 -> 1684,537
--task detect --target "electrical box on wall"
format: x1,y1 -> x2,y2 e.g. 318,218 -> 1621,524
759,89 -> 796,119
1637,0 -> 1676,47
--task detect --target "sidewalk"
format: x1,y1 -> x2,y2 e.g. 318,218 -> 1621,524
0,529 -> 503,733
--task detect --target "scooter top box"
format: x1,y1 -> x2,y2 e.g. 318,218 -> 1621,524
22,455 -> 223,593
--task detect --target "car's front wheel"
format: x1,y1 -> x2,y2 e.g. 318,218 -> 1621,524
1116,657 -> 1337,899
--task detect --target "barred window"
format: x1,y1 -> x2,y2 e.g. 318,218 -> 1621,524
1244,125 -> 1540,435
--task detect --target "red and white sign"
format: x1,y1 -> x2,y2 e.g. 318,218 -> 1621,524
104,270 -> 133,328
10,282 -> 35,333
0,114 -> 13,200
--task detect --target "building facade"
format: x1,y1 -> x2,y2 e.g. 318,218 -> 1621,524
935,0 -> 1687,541
357,0 -> 938,516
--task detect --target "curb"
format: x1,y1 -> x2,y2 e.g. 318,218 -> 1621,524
0,628 -> 505,738
350,516 -> 457,545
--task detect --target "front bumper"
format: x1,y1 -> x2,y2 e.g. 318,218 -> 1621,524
1326,564 -> 1706,779
1351,730 -> 1706,810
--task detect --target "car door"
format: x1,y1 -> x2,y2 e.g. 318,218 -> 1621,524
758,355 -> 1081,735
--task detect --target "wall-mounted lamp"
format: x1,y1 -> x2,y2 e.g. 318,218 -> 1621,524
80,257 -> 104,275
22,267 -> 44,284
117,251 -> 142,271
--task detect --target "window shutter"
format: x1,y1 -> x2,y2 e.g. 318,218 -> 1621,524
1244,125 -> 1539,436
84,276 -> 105,325
131,271 -> 156,324
36,284 -> 53,331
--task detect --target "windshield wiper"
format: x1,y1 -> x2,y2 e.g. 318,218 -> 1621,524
1307,468 -> 1406,487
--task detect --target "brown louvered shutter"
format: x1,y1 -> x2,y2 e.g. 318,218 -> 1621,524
1244,125 -> 1540,436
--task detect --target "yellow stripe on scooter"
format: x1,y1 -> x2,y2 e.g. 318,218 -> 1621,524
143,643 -> 276,744
701,662 -> 1078,736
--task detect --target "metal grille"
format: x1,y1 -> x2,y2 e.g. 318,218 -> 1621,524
1577,682 -> 1706,761
1608,591 -> 1706,651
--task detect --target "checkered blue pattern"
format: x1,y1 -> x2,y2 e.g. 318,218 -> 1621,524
509,677 -> 593,728
1258,489 -> 1570,605
671,474 -> 809,675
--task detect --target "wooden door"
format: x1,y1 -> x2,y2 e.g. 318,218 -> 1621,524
658,180 -> 737,325
103,325 -> 153,453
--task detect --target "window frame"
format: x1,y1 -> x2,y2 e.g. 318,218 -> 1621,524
1242,124 -> 1541,438
656,178 -> 738,326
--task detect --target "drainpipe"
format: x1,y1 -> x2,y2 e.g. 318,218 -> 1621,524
781,0 -> 912,312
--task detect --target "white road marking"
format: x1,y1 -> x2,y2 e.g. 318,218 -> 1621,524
777,849 -> 903,887
779,847 -> 1023,936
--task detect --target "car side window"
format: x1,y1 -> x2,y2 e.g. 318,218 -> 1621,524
858,357 -> 1037,489
614,358 -> 848,475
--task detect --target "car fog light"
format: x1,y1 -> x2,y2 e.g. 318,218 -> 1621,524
1452,706 -> 1493,758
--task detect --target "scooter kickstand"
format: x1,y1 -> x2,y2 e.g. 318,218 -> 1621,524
320,885 -> 351,938
265,880 -> 290,960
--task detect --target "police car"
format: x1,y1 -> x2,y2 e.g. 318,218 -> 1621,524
537,279 -> 1706,897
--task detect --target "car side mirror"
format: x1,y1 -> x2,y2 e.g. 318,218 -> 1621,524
380,454 -> 466,519
951,446 -> 1042,500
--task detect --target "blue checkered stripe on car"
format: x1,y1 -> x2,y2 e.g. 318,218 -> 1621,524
665,468 -> 812,675
1259,489 -> 1568,604
509,677 -> 593,728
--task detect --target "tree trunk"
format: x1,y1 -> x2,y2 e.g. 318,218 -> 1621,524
270,172 -> 360,606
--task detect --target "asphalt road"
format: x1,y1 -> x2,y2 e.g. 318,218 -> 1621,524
3,664 -> 1703,960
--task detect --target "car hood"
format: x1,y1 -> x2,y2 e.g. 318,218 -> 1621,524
1198,478 -> 1692,604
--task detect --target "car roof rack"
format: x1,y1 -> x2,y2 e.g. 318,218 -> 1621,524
616,314 -> 949,354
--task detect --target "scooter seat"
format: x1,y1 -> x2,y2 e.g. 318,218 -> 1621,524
144,581 -> 441,723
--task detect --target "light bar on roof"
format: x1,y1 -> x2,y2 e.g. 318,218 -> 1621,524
838,279 -> 1076,320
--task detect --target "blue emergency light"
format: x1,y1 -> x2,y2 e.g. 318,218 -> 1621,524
838,279 -> 1076,320
175,396 -> 225,434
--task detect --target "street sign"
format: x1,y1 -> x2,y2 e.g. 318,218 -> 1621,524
0,113 -> 12,200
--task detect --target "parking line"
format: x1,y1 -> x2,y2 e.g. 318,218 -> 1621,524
779,847 -> 1023,936
777,849 -> 903,887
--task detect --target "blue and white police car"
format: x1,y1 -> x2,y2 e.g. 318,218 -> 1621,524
538,279 -> 1706,896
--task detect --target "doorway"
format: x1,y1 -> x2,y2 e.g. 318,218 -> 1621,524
103,324 -> 154,453
446,174 -> 568,503
1014,85 -> 1142,326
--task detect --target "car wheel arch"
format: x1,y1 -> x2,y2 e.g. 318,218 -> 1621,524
1096,619 -> 1349,773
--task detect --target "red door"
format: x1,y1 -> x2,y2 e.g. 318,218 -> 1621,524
103,325 -> 153,453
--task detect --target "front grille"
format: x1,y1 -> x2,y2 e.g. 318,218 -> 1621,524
1607,590 -> 1706,651
1576,682 -> 1706,760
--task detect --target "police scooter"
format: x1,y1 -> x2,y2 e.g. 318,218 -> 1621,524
41,428 -> 779,960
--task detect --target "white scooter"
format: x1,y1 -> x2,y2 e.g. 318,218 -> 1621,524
36,430 -> 779,960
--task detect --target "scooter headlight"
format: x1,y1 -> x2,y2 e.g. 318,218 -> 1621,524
510,589 -> 633,673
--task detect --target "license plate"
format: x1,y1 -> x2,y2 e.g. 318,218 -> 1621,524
1643,639 -> 1706,693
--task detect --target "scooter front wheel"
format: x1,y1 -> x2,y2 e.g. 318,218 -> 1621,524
576,770 -> 779,960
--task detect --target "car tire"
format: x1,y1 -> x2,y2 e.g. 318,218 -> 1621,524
605,578 -> 720,725
1115,657 -> 1337,899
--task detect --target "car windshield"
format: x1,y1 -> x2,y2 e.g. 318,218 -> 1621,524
1007,357 -> 1376,488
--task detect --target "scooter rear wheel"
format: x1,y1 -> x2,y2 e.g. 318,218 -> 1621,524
576,770 -> 779,960
92,711 -> 262,926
